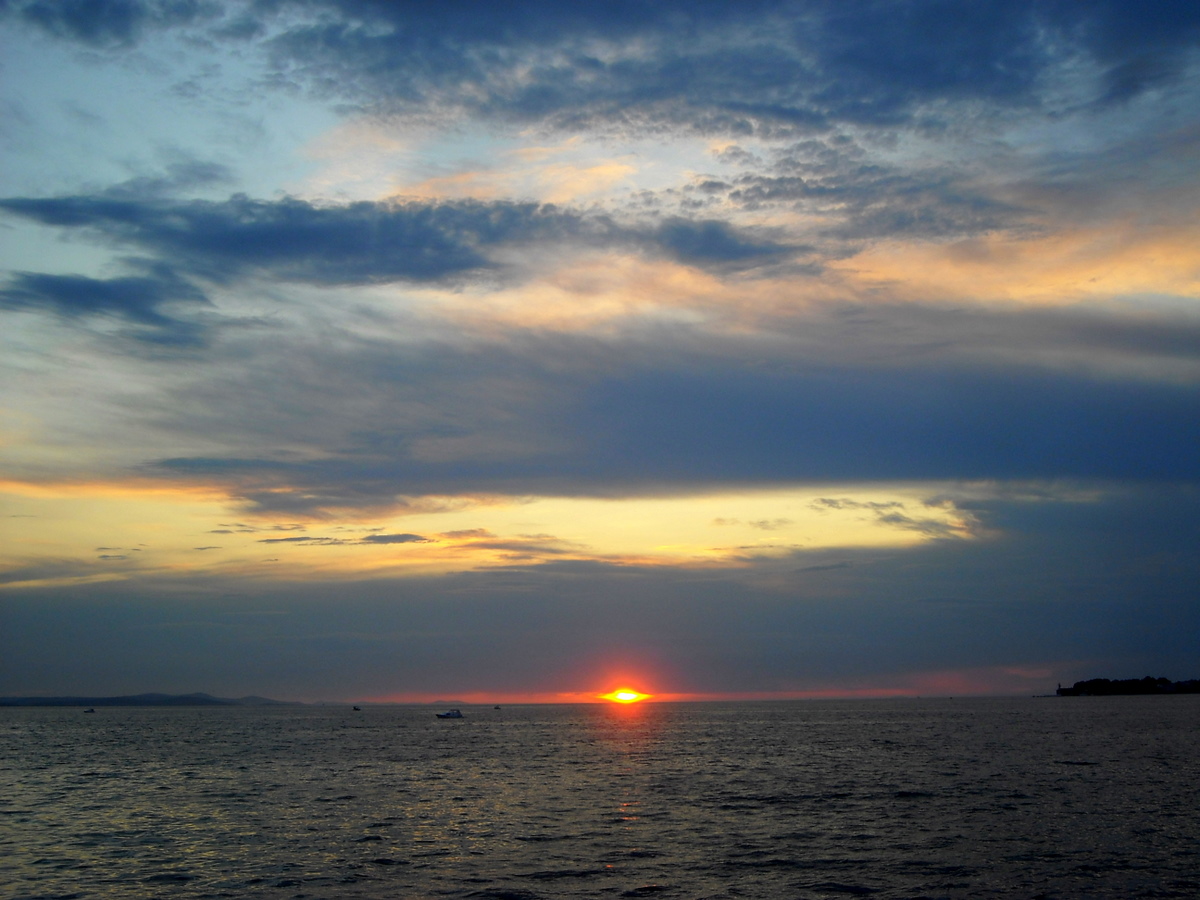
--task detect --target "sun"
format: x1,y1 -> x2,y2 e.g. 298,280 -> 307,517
600,688 -> 650,704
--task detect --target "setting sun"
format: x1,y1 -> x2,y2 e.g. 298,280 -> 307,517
600,688 -> 651,703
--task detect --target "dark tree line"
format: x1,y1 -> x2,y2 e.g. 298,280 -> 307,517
1056,677 -> 1200,696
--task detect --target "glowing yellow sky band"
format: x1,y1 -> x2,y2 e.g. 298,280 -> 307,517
600,689 -> 650,703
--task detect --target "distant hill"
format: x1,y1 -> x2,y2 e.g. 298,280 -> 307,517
1056,677 -> 1200,696
0,692 -> 300,707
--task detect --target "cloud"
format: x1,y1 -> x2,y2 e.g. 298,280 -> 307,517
3,484 -> 1198,698
256,536 -> 332,544
359,533 -> 429,544
746,518 -> 793,531
128,2 -> 1200,132
8,2 -> 1199,141
1058,0 -> 1200,103
652,217 -> 793,268
9,0 -> 218,49
0,193 -> 796,288
436,531 -> 585,560
566,358 -> 1200,487
133,330 -> 1200,519
440,528 -> 495,540
264,2 -> 1018,136
0,195 -> 541,285
716,137 -> 1031,244
100,159 -> 238,200
253,532 -> 430,546
0,266 -> 210,342
0,558 -> 131,591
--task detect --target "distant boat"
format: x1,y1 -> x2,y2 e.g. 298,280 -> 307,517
436,709 -> 463,719
352,706 -> 361,711
83,708 -> 95,713
494,705 -> 501,710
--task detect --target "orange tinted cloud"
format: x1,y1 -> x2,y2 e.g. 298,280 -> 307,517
837,218 -> 1200,307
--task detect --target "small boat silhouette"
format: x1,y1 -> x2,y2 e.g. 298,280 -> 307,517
436,709 -> 463,719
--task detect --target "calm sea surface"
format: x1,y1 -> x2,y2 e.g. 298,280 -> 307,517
3,697 -> 1198,899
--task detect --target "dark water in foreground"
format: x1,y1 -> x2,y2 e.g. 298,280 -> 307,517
3,697 -> 1198,899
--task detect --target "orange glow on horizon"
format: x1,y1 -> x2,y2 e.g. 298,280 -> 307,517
343,665 -> 1060,706
600,688 -> 651,703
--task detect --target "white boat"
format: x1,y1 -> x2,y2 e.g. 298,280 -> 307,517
436,709 -> 463,719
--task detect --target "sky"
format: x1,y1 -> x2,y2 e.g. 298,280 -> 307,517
1,0 -> 1198,703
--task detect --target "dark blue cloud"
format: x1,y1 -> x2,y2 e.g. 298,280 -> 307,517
0,195 -> 511,284
253,1 -> 1005,133
12,2 -> 1196,134
101,160 -> 238,200
572,364 -> 1200,485
805,0 -> 1046,114
257,2 -> 1200,132
652,218 -> 793,267
0,270 -> 202,323
703,136 -> 1033,242
0,193 -> 794,285
0,265 -> 210,343
145,325 -> 1200,516
9,0 -> 217,48
1041,0 -> 1200,103
259,1 -> 1200,134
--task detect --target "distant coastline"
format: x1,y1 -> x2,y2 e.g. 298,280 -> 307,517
1056,677 -> 1200,697
0,692 -> 299,707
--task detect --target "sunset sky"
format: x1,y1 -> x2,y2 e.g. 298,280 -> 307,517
2,0 -> 1198,702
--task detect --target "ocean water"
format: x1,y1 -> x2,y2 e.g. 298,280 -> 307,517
3,697 -> 1198,899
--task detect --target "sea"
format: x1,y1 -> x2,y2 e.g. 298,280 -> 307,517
3,697 -> 1198,899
